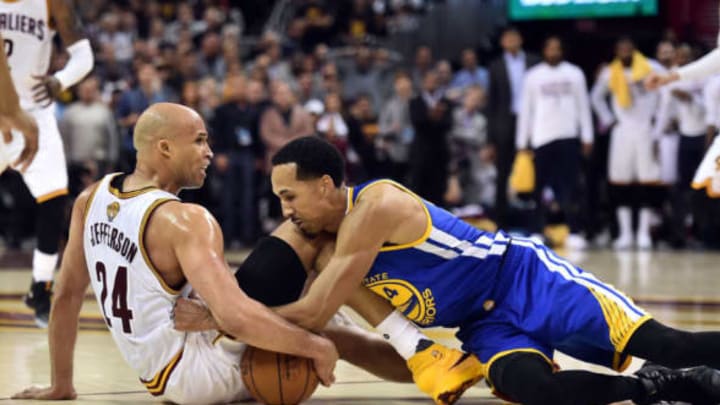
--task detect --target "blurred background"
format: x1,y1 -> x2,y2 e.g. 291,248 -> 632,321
1,0 -> 719,258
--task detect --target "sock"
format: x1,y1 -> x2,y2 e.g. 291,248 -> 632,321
32,249 -> 57,282
638,207 -> 653,238
616,206 -> 632,238
375,311 -> 430,360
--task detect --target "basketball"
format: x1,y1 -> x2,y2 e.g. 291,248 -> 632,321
241,346 -> 319,405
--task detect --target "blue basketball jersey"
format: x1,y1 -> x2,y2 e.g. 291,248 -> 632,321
350,179 -> 510,328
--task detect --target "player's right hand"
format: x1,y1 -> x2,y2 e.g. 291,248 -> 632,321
172,297 -> 218,331
311,335 -> 339,387
11,385 -> 77,400
0,108 -> 39,172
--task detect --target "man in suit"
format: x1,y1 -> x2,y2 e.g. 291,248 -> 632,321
487,27 -> 540,226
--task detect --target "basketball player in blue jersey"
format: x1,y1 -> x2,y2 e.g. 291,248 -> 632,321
268,136 -> 720,405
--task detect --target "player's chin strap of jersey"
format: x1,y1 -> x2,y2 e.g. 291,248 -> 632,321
54,39 -> 94,91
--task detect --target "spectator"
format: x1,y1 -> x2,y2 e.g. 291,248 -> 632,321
196,32 -> 226,81
408,70 -> 453,205
116,62 -> 174,171
338,46 -> 396,114
487,26 -> 540,227
317,92 -> 350,158
516,36 -> 593,249
294,0 -> 337,52
450,85 -> 491,207
60,76 -> 119,193
378,73 -> 415,181
260,82 -> 315,170
410,45 -> 433,90
98,12 -> 135,67
435,59 -> 461,101
346,93 -> 380,181
212,75 -> 263,247
451,48 -> 490,92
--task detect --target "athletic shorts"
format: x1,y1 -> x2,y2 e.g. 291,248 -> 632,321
456,238 -> 652,379
2,103 -> 68,201
608,122 -> 660,184
155,330 -> 251,404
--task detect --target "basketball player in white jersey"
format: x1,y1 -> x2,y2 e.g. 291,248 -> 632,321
12,103 -> 342,403
645,5 -> 720,198
0,0 -> 94,327
0,31 -> 38,171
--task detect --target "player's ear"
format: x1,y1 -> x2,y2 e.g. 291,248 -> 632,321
158,139 -> 171,157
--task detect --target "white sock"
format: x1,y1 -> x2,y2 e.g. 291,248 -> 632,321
616,206 -> 633,238
375,311 -> 429,360
32,249 -> 57,282
638,208 -> 653,238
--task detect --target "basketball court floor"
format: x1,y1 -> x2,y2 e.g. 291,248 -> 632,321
1,247 -> 718,404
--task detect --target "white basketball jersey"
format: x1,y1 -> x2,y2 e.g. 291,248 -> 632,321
83,173 -> 188,393
0,0 -> 56,110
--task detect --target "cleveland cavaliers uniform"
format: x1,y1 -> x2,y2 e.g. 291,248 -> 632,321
0,0 -> 68,201
351,179 -> 649,373
83,174 -> 250,403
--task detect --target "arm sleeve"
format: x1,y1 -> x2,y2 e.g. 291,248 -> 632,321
53,39 -> 94,91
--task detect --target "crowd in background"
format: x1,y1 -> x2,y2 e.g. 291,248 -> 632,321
1,0 -> 720,252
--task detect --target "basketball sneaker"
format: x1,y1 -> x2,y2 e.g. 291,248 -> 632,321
24,280 -> 53,328
407,343 -> 483,405
635,361 -> 720,405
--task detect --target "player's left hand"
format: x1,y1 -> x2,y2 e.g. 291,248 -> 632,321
12,385 -> 77,400
31,74 -> 62,107
172,297 -> 218,331
644,71 -> 679,91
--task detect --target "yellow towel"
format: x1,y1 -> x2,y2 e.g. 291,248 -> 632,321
608,51 -> 652,108
510,150 -> 535,193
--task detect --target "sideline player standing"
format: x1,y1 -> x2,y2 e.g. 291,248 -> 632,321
0,0 -> 93,327
0,0 -> 94,326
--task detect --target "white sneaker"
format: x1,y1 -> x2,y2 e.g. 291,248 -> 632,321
613,234 -> 634,250
636,233 -> 652,250
565,233 -> 588,250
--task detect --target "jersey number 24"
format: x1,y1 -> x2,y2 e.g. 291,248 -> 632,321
95,261 -> 134,333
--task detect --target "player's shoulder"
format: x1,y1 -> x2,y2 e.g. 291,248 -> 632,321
356,180 -> 414,214
151,201 -> 219,234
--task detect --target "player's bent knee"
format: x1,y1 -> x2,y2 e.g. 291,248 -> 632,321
489,352 -> 560,404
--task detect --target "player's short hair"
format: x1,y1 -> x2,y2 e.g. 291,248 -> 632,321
271,136 -> 345,187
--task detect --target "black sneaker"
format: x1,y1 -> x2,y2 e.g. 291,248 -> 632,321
636,361 -> 720,405
24,280 -> 53,328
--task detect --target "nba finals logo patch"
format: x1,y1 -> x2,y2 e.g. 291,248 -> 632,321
366,278 -> 437,326
107,202 -> 120,222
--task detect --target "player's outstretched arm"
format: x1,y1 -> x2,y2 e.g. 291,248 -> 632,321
0,32 -> 38,172
645,48 -> 720,90
161,203 -> 339,386
276,187 -> 400,330
12,184 -> 96,400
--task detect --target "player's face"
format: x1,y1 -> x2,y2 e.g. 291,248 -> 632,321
271,164 -> 329,236
173,116 -> 213,189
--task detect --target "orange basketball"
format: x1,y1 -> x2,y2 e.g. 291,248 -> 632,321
241,346 -> 320,405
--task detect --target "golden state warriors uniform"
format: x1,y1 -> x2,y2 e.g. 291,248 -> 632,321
351,180 -> 652,373
0,0 -> 68,201
84,174 -> 250,403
